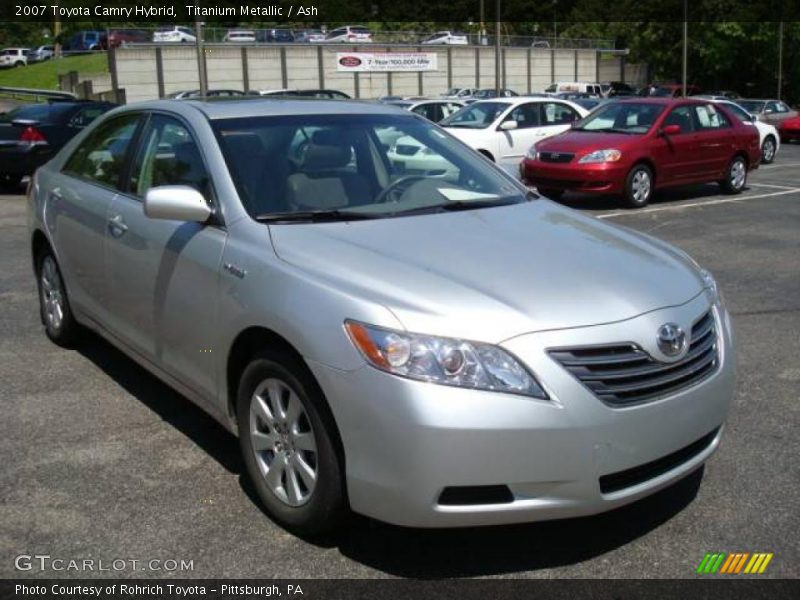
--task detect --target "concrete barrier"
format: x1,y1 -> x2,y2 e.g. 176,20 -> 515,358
112,44 -> 648,103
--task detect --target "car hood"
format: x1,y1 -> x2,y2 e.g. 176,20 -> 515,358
443,126 -> 493,143
536,131 -> 643,154
269,200 -> 705,343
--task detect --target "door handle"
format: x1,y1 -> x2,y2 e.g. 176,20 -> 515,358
107,214 -> 128,237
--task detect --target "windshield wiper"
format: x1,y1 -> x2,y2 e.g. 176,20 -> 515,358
254,209 -> 376,223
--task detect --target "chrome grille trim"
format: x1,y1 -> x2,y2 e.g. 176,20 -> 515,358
549,310 -> 719,406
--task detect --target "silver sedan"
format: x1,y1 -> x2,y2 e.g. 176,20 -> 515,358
28,98 -> 735,534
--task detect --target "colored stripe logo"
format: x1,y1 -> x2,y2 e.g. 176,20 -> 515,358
697,552 -> 773,574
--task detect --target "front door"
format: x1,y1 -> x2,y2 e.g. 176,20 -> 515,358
104,113 -> 226,399
653,105 -> 701,184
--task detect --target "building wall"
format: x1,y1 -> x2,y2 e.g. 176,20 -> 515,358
113,44 -> 648,104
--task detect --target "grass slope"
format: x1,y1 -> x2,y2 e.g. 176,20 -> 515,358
0,53 -> 108,90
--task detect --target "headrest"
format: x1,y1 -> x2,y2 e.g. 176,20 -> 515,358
303,139 -> 352,170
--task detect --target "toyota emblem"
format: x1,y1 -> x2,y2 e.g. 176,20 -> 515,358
657,323 -> 687,358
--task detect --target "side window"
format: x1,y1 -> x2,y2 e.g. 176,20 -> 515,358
725,103 -> 750,122
663,106 -> 695,133
504,103 -> 540,129
410,104 -> 434,121
541,102 -> 579,125
68,106 -> 107,129
776,102 -> 790,113
766,101 -> 779,113
129,115 -> 211,199
63,113 -> 140,189
443,103 -> 461,118
694,104 -> 731,130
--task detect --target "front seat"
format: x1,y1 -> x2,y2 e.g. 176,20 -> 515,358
285,130 -> 371,210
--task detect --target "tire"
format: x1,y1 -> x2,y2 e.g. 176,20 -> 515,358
537,187 -> 564,200
720,155 -> 747,194
14,61 -> 24,68
623,164 -> 654,208
0,174 -> 22,188
478,150 -> 494,162
761,136 -> 777,164
36,249 -> 82,347
236,350 -> 346,536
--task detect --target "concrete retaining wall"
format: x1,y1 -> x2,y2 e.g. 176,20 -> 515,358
113,44 -> 648,104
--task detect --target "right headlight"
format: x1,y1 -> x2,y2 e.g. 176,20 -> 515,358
345,321 -> 548,399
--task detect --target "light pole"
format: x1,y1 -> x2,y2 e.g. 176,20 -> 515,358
552,0 -> 558,46
682,0 -> 688,97
479,0 -> 487,45
777,21 -> 784,99
495,0 -> 501,94
194,5 -> 207,96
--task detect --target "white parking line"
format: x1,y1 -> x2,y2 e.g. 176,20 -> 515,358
597,187 -> 800,219
761,162 -> 800,169
747,183 -> 799,190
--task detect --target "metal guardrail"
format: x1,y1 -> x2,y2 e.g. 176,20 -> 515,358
0,86 -> 76,101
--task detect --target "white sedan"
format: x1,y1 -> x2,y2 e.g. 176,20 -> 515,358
713,99 -> 781,164
441,97 -> 589,176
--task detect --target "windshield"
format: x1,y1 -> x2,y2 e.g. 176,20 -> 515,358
0,103 -> 73,124
575,102 -> 665,134
212,114 -> 528,221
738,100 -> 766,113
440,102 -> 510,128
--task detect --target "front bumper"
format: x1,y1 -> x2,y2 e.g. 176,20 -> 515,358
521,158 -> 628,195
309,293 -> 735,527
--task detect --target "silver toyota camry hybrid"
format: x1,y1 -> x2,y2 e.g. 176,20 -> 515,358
27,98 -> 735,534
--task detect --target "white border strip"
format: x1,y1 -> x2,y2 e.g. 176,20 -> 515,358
597,187 -> 800,219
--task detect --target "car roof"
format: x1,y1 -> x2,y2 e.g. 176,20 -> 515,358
119,98 -> 415,120
613,97 -> 709,105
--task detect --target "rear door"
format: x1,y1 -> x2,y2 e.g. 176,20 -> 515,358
49,113 -> 142,324
690,103 -> 736,178
537,101 -> 582,140
104,112 -> 226,399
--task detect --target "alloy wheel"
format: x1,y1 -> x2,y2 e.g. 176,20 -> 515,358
40,256 -> 65,332
631,169 -> 651,204
249,378 -> 318,507
762,139 -> 775,163
730,159 -> 746,190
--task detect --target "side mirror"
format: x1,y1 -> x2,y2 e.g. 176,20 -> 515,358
499,120 -> 518,131
144,185 -> 211,222
748,113 -> 757,122
661,124 -> 682,136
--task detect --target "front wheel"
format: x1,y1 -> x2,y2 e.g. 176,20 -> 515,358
36,250 -> 82,347
720,156 -> 747,194
761,136 -> 776,164
237,351 -> 346,536
623,164 -> 653,208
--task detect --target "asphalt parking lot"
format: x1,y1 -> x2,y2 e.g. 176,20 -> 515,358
1,145 -> 798,579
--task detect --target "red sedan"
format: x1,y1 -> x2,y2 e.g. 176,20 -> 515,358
778,115 -> 800,142
521,98 -> 761,207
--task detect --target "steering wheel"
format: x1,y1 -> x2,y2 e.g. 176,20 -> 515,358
374,175 -> 429,204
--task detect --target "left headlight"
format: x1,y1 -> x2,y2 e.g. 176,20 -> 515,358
699,268 -> 721,304
526,147 -> 538,160
578,148 -> 622,164
345,321 -> 548,398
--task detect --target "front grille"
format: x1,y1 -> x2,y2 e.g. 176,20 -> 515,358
538,151 -> 575,163
599,427 -> 719,494
549,310 -> 718,406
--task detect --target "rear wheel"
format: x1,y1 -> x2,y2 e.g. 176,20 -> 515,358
237,350 -> 346,536
761,136 -> 776,164
623,164 -> 653,208
537,188 -> 564,200
720,155 -> 747,194
36,250 -> 82,347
